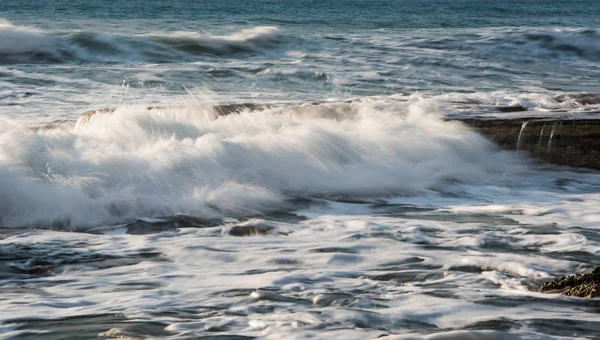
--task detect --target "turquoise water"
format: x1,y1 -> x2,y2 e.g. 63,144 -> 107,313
1,2 -> 600,339
2,0 -> 600,114
3,0 -> 600,28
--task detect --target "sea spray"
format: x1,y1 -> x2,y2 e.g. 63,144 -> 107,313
547,121 -> 558,152
0,99 -> 523,228
537,123 -> 546,152
517,121 -> 528,155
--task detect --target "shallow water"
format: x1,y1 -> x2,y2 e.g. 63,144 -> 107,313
1,1 -> 600,339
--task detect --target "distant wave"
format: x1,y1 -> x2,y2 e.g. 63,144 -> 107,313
479,28 -> 600,61
0,20 -> 283,63
146,26 -> 281,54
394,27 -> 600,63
524,29 -> 600,58
0,19 -> 58,56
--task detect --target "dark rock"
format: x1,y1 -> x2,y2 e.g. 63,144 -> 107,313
540,267 -> 600,298
497,105 -> 528,112
78,103 -> 267,125
458,118 -> 600,170
229,224 -> 275,236
125,215 -> 222,235
213,103 -> 266,115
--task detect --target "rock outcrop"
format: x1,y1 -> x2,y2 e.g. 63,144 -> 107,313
459,118 -> 600,170
540,267 -> 600,298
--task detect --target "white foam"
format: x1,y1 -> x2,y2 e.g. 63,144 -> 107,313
147,26 -> 280,44
0,99 -> 524,228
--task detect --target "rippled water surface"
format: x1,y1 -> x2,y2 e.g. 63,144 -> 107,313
1,1 -> 600,339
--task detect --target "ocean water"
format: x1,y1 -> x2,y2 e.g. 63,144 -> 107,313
1,1 -> 600,339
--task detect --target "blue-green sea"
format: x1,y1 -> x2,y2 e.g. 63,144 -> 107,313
1,1 -> 600,339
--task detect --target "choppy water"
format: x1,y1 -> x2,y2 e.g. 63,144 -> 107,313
1,1 -> 600,339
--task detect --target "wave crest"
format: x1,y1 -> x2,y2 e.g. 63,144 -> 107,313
0,22 -> 284,63
0,20 -> 56,56
147,26 -> 281,55
0,100 -> 522,228
524,29 -> 600,58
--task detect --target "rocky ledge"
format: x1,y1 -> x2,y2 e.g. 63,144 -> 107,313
540,267 -> 600,298
459,118 -> 600,170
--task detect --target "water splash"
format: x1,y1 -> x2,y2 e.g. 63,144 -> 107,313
517,121 -> 529,154
537,123 -> 546,152
547,121 -> 558,152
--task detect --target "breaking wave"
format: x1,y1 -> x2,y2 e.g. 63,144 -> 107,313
0,99 -> 525,229
479,28 -> 600,61
523,29 -> 600,58
0,20 -> 283,63
0,19 -> 57,56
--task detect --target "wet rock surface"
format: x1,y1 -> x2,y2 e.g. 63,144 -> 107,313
540,267 -> 600,298
459,118 -> 600,170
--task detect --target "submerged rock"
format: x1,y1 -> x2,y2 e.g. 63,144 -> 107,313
229,225 -> 275,237
497,105 -> 528,112
540,267 -> 600,298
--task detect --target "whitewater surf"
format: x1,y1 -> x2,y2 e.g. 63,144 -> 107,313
1,1 -> 600,339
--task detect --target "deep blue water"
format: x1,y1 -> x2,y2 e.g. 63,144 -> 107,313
3,0 -> 600,28
2,0 -> 600,113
